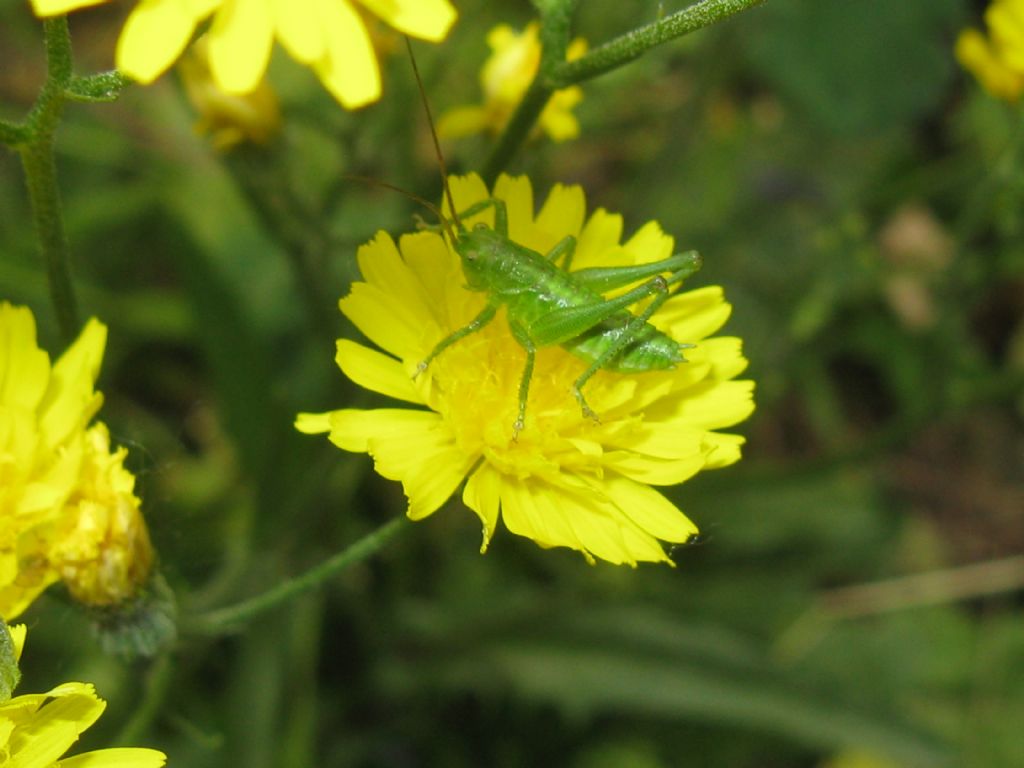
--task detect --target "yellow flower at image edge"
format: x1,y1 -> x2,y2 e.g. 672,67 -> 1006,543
29,0 -> 457,109
0,623 -> 165,767
0,303 -> 154,619
956,0 -> 1024,101
440,23 -> 587,142
297,174 -> 755,566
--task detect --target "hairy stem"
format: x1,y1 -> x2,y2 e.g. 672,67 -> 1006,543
183,516 -> 410,634
484,0 -> 764,181
550,0 -> 767,87
16,18 -> 79,342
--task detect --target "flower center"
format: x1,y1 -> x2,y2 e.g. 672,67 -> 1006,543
424,309 -> 628,481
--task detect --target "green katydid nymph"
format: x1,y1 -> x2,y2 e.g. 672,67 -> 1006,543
406,40 -> 704,436
417,197 -> 702,435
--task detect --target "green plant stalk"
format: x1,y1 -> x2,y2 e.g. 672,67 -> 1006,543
551,0 -> 767,87
184,516 -> 410,634
17,18 -> 79,342
484,0 -> 766,182
114,653 -> 173,747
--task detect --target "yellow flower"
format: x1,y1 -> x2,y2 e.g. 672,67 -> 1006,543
439,23 -> 587,142
296,174 -> 755,565
50,423 -> 155,608
0,622 -> 166,767
0,303 -> 154,618
29,0 -> 457,110
956,0 -> 1024,101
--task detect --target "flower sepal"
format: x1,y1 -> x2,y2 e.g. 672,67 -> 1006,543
87,571 -> 177,659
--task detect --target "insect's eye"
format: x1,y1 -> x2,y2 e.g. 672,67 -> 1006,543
473,222 -> 488,231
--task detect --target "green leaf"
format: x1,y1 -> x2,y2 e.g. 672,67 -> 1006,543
0,620 -> 20,702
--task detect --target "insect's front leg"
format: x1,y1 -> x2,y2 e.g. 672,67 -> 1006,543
416,304 -> 498,377
545,236 -> 577,270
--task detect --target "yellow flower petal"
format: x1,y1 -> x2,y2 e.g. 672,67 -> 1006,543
329,409 -> 475,519
654,286 -> 733,341
8,625 -> 26,662
117,0 -> 216,84
357,0 -> 456,41
207,0 -> 275,93
602,475 -> 698,543
535,183 -> 586,252
271,0 -> 326,64
30,0 -> 107,15
659,380 -> 756,431
0,304 -> 49,412
697,337 -> 749,381
702,432 -> 746,469
462,464 -> 502,550
500,478 -> 590,555
491,174 -> 535,245
437,106 -> 491,140
39,318 -> 106,448
313,0 -> 381,109
58,747 -> 168,767
575,209 -> 624,269
3,683 -> 104,766
622,220 -> 675,267
294,411 -> 332,434
335,339 -> 422,404
325,408 -> 432,453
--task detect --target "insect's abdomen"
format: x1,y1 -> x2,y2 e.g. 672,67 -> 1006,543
565,319 -> 686,372
477,234 -> 688,372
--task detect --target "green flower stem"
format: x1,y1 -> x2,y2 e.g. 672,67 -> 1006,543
550,0 -> 767,87
484,0 -> 577,183
15,18 -> 79,342
114,653 -> 173,747
184,516 -> 410,635
483,0 -> 765,182
0,119 -> 27,146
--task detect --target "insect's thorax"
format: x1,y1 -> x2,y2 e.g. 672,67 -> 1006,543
455,227 -> 683,372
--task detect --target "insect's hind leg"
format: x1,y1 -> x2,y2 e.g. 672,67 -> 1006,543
416,304 -> 498,376
571,273 -> 677,422
571,250 -> 702,293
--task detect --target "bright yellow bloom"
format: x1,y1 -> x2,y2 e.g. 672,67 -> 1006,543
439,23 -> 587,142
297,174 -> 755,565
29,0 -> 457,110
0,303 -> 154,618
0,622 -> 166,767
956,0 -> 1024,101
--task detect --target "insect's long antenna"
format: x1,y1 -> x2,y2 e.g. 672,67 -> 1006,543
342,174 -> 457,242
405,36 -> 463,235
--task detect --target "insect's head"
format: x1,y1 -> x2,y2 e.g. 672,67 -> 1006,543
452,224 -> 503,290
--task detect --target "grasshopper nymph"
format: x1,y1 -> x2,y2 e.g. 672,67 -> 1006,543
408,41 -> 703,436
416,198 -> 702,435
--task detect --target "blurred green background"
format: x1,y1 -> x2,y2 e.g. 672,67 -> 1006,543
2,0 -> 1023,766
